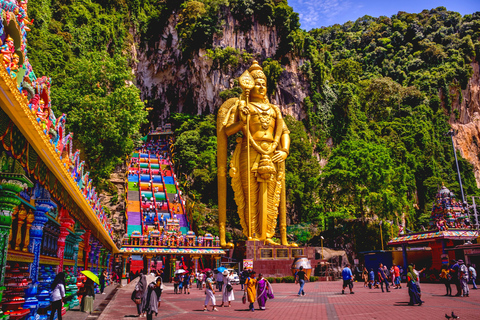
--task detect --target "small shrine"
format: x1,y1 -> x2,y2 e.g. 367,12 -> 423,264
388,184 -> 478,269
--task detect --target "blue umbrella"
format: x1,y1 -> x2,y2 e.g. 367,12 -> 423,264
217,266 -> 227,273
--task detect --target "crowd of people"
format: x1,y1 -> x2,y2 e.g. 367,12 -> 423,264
339,261 -> 478,307
440,259 -> 477,297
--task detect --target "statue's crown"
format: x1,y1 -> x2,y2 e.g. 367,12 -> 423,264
248,60 -> 263,73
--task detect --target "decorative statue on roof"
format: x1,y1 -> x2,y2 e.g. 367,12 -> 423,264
9,53 -> 20,79
217,60 -> 294,248
0,35 -> 15,72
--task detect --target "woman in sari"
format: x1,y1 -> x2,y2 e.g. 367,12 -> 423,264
256,274 -> 273,310
407,265 -> 422,306
244,271 -> 257,312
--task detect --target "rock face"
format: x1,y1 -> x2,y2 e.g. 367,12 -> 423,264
450,62 -> 480,187
134,12 -> 308,123
102,162 -> 127,246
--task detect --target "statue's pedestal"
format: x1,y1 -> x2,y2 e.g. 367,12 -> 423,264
237,241 -> 320,277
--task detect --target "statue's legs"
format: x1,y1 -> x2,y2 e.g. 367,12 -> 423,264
240,145 -> 259,238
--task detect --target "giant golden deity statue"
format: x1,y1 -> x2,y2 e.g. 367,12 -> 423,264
217,60 -> 294,248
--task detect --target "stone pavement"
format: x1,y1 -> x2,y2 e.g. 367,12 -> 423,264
63,282 -> 119,320
83,279 -> 480,320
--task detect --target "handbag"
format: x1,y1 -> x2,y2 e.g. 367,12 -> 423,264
242,292 -> 247,304
226,284 -> 233,292
134,298 -> 142,305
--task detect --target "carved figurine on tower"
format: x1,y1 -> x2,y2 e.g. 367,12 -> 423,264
217,60 -> 294,248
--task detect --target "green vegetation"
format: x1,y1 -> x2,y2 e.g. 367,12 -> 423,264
28,0 -> 148,184
29,1 -> 480,247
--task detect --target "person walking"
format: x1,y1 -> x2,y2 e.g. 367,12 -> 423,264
450,260 -> 461,296
468,264 -> 477,289
440,265 -> 452,296
256,274 -> 273,310
406,265 -> 422,306
182,271 -> 191,294
362,267 -> 368,288
377,263 -> 390,292
50,272 -> 66,320
245,271 -> 257,312
79,278 -> 95,313
413,264 -> 425,302
216,270 -> 224,291
394,264 -> 402,289
134,273 -> 147,317
342,264 -> 354,294
143,277 -> 163,320
219,270 -> 235,307
203,271 -> 218,312
240,270 -> 247,290
99,270 -> 107,294
295,266 -> 307,296
368,268 -> 375,289
458,260 -> 469,297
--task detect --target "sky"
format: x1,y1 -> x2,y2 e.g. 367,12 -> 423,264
288,0 -> 480,30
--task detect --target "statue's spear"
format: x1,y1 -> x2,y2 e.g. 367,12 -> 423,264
239,69 -> 255,240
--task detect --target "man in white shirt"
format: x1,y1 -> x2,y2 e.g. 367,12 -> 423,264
468,264 -> 477,290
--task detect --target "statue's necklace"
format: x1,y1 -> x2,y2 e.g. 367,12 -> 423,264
251,102 -> 271,130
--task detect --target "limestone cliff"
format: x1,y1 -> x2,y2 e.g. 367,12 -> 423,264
450,62 -> 480,187
134,13 -> 308,123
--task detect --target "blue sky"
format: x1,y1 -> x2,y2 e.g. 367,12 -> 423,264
289,0 -> 480,30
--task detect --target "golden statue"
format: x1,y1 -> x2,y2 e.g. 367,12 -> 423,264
217,60 -> 294,248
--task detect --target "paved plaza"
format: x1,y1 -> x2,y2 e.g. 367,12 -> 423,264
63,277 -> 480,320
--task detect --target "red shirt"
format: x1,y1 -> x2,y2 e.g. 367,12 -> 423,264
394,266 -> 400,277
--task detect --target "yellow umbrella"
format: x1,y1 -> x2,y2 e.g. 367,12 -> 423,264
81,270 -> 100,285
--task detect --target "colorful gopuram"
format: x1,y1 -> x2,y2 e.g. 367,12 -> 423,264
120,128 -> 225,280
388,184 -> 478,270
0,2 -> 118,319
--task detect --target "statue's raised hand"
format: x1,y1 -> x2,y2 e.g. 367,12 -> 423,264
239,100 -> 249,124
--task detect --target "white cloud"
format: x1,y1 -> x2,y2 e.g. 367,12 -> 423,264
290,0 -> 355,30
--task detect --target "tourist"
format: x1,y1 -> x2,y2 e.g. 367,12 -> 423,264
203,271 -> 218,312
450,260 -> 461,296
377,263 -> 390,292
182,271 -> 191,294
220,270 -> 235,307
216,269 -> 224,291
50,272 -> 66,320
368,268 -> 375,289
468,264 -> 477,289
295,266 -> 307,296
143,277 -> 163,320
245,271 -> 257,312
394,264 -> 402,289
413,264 -> 425,301
197,272 -> 203,290
99,270 -> 107,294
390,265 -> 396,287
173,273 -> 181,294
362,267 -> 368,287
80,278 -> 95,313
256,273 -> 273,310
342,264 -> 354,294
458,260 -> 469,297
134,273 -> 147,317
440,265 -> 452,296
240,270 -> 247,290
406,265 -> 422,306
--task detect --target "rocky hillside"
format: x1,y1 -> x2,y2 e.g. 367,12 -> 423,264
452,62 -> 480,187
26,1 -> 480,247
134,4 -> 307,120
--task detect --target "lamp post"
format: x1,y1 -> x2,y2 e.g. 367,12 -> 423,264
379,221 -> 384,251
320,236 -> 324,259
445,130 -> 466,205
